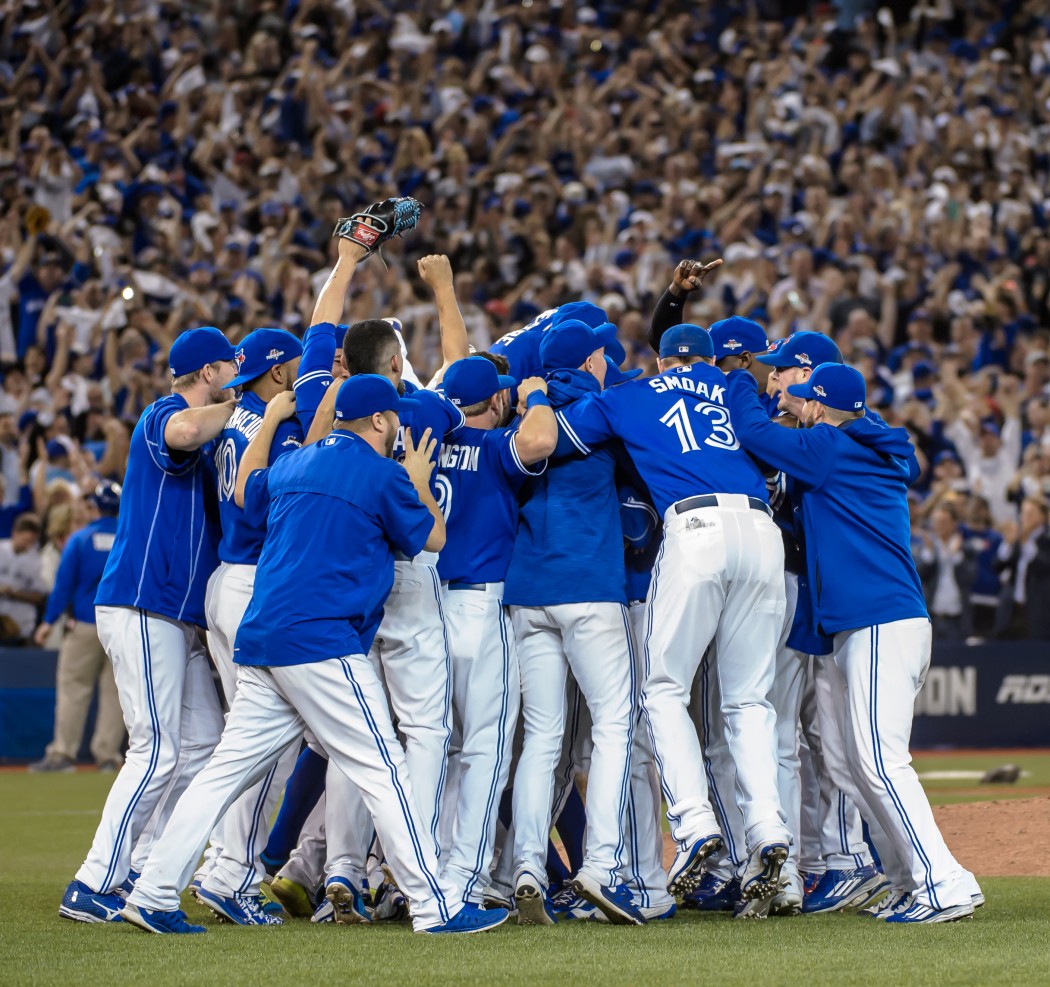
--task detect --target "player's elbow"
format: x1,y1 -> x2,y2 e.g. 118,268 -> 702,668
516,426 -> 558,466
164,420 -> 203,452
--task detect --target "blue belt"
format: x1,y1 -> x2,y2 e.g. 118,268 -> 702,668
674,494 -> 771,517
447,581 -> 491,592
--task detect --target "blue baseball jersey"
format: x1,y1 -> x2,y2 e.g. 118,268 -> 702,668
215,391 -> 303,566
44,516 -> 119,625
620,488 -> 661,604
435,425 -> 545,584
292,321 -> 338,436
488,308 -> 558,381
556,363 -> 768,516
234,431 -> 433,667
95,394 -> 222,627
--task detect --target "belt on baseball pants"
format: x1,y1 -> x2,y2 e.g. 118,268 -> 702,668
673,494 -> 772,517
446,581 -> 494,592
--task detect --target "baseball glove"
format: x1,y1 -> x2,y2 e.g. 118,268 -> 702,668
332,196 -> 423,256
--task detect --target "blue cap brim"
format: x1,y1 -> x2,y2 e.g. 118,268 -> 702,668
753,351 -> 781,366
785,382 -> 813,400
223,371 -> 265,389
496,373 -> 516,391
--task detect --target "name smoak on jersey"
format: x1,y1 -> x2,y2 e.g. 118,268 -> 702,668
648,375 -> 727,403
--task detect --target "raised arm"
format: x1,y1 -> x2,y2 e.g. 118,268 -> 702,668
647,258 -> 722,352
417,254 -> 470,382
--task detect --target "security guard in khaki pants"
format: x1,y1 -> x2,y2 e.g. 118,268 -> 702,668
30,483 -> 125,772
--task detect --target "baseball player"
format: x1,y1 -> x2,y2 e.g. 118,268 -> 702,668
191,327 -> 304,926
436,356 -> 558,906
502,320 -> 641,926
489,301 -> 609,381
725,362 -> 983,923
121,375 -> 507,936
273,255 -> 468,923
554,323 -> 791,907
30,482 -> 124,773
60,327 -> 236,923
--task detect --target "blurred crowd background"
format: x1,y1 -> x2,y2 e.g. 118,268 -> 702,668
0,0 -> 1048,644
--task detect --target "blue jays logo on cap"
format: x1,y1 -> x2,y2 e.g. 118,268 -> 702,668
235,349 -> 246,367
224,328 -> 303,390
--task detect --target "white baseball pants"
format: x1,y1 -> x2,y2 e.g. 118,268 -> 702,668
617,601 -> 674,910
510,601 -> 633,888
642,497 -> 788,853
277,794 -> 326,892
126,656 -> 458,931
440,583 -> 520,904
197,563 -> 298,898
326,559 -> 453,884
827,619 -> 975,908
77,607 -> 223,894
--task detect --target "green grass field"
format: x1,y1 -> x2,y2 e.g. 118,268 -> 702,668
2,753 -> 1049,987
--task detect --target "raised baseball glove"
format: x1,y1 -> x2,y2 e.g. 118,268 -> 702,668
332,196 -> 423,256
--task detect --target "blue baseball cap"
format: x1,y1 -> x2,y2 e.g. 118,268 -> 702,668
709,316 -> 769,360
333,374 -> 416,421
552,301 -> 607,330
659,324 -> 714,360
604,355 -> 642,386
443,356 -> 516,408
169,326 -> 237,377
539,319 -> 620,372
786,363 -> 866,412
225,328 -> 304,389
755,330 -> 842,369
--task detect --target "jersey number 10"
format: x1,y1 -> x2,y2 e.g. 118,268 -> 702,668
659,398 -> 740,454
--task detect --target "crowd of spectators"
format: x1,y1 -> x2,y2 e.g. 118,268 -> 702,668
0,0 -> 1048,641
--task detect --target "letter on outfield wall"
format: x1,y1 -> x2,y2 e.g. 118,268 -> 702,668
915,666 -> 977,716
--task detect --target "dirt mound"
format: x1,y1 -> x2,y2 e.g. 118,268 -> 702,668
934,797 -> 1050,876
658,797 -> 1050,877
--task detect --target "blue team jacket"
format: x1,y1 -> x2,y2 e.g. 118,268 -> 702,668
726,371 -> 927,636
503,369 -> 626,606
44,516 -> 119,625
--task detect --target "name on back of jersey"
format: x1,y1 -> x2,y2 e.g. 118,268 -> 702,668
227,405 -> 264,440
439,443 -> 480,472
648,373 -> 726,404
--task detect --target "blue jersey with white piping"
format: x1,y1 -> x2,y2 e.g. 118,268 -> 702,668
292,321 -> 338,436
44,516 -> 119,625
95,394 -> 221,627
435,425 -> 545,584
234,431 -> 433,666
555,363 -> 768,516
488,308 -> 558,381
214,390 -> 303,566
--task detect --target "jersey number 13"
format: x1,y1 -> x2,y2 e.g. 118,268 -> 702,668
659,398 -> 740,453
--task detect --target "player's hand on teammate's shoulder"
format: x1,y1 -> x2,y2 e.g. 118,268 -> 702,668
669,257 -> 723,298
402,427 -> 438,484
516,376 -> 547,415
264,391 -> 297,422
417,254 -> 454,290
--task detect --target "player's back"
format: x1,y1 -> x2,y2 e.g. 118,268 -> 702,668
563,363 -> 768,516
95,394 -> 221,626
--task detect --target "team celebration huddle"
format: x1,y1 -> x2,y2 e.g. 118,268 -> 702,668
57,196 -> 980,937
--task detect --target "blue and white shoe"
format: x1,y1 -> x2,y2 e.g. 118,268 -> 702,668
571,873 -> 646,926
311,898 -> 335,923
682,873 -> 740,912
971,892 -> 986,909
549,886 -> 596,921
666,834 -> 724,897
734,896 -> 772,920
860,890 -> 910,920
58,880 -> 125,924
740,843 -> 789,902
594,900 -> 676,923
514,873 -> 556,926
114,870 -> 140,902
194,886 -> 283,926
325,877 -> 371,925
420,902 -> 509,935
803,864 -> 887,914
372,880 -> 410,921
884,899 -> 975,924
121,903 -> 206,934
